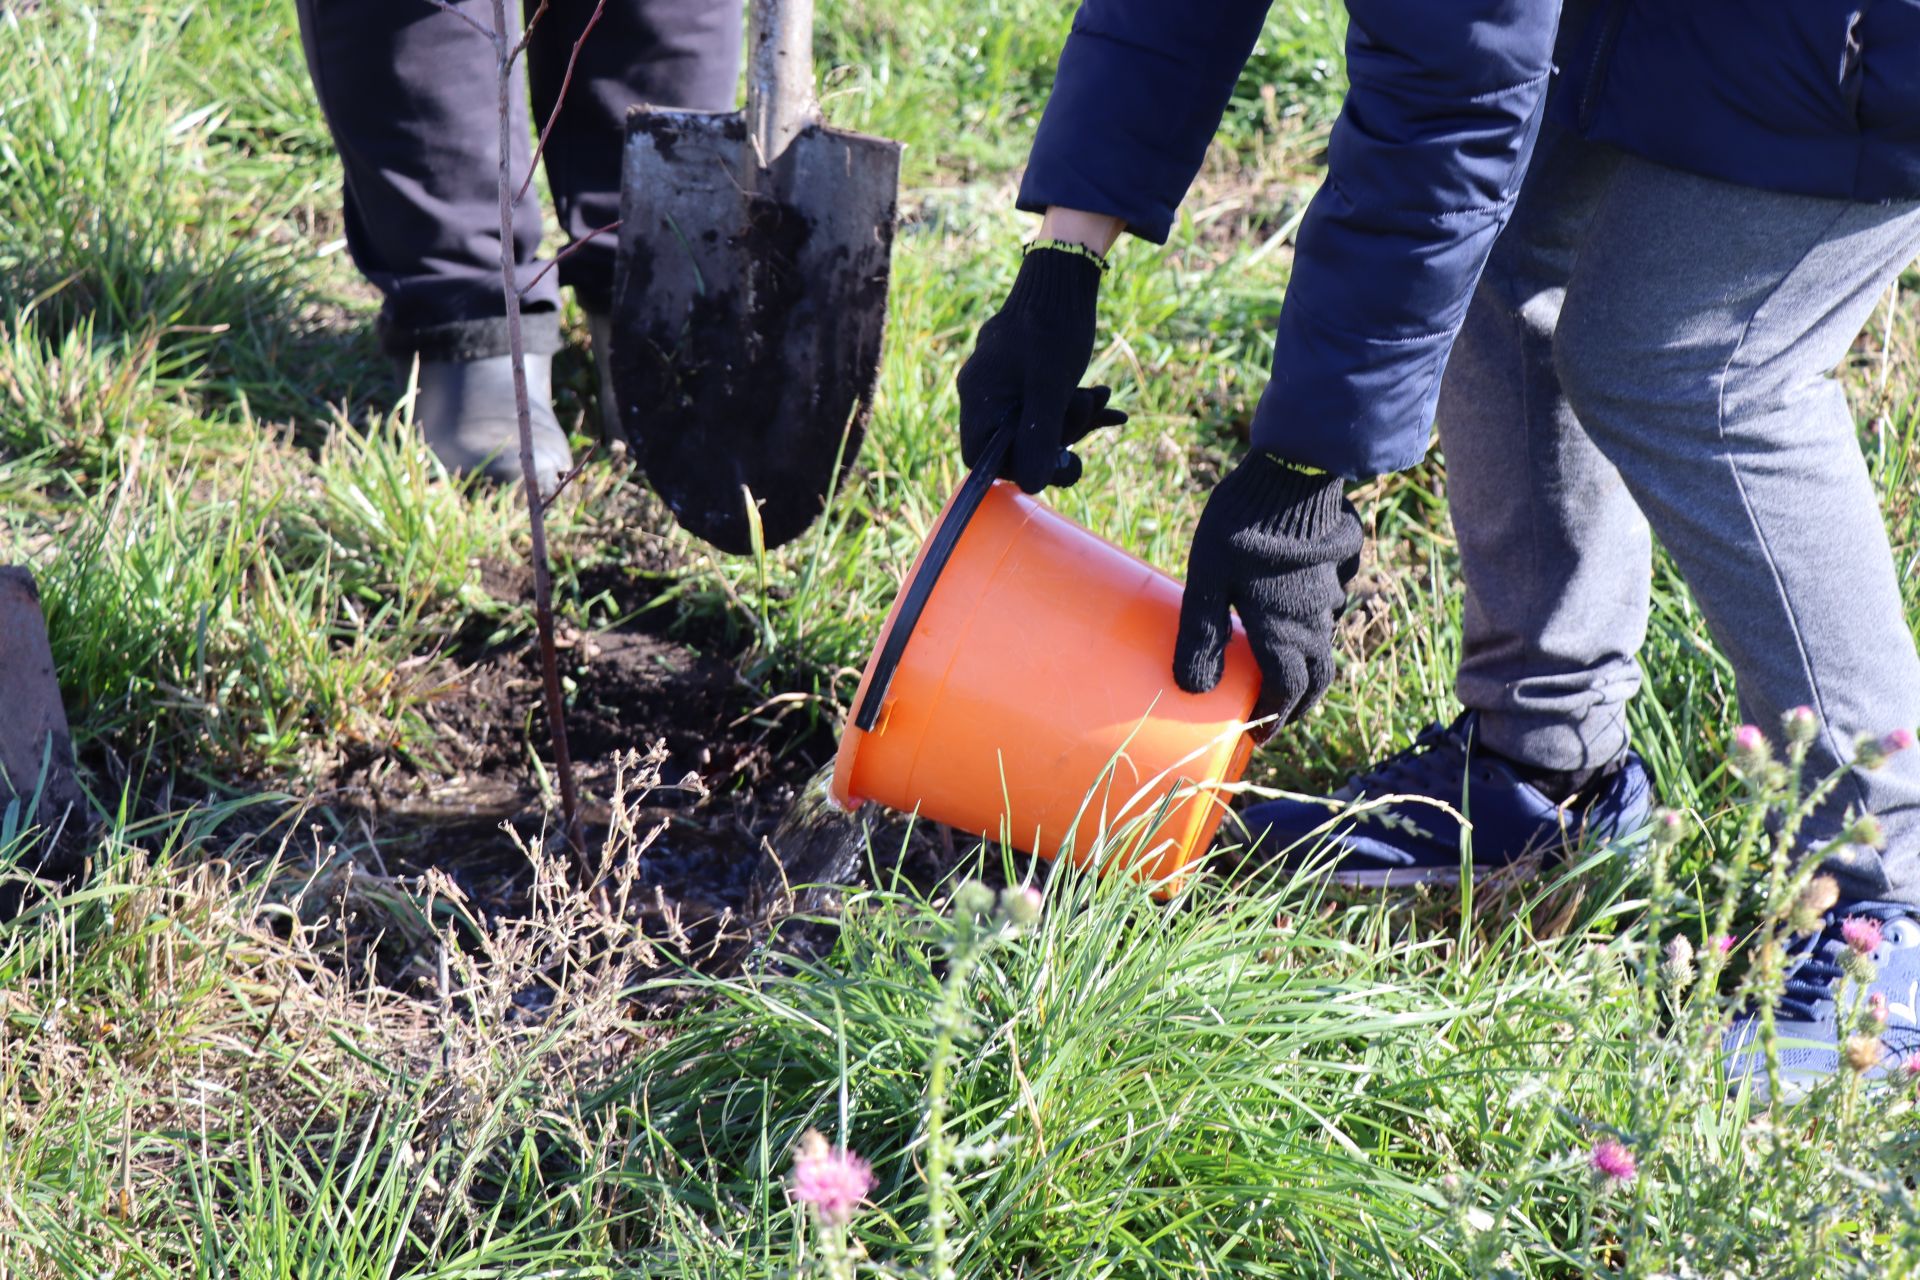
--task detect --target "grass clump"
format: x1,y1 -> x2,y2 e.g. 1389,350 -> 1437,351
604,733 -> 1920,1278
0,11 -> 306,401
1,0 -> 1918,1275
16,735 -> 1915,1277
35,431 -> 509,774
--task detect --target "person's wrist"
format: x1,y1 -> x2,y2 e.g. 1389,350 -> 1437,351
1038,206 -> 1123,254
1025,238 -> 1109,274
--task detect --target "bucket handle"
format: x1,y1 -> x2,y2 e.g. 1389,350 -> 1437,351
852,427 -> 1010,733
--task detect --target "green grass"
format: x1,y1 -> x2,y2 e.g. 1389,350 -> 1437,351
3,0 -> 1919,1276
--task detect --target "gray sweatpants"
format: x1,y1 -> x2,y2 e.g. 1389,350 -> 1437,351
1437,121 -> 1920,906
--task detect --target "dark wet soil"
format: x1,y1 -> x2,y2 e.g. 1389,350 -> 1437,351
350,625 -> 796,945
318,554 -> 951,987
11,493 -> 963,985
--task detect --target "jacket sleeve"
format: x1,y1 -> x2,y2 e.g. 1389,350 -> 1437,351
1017,0 -> 1274,244
1020,0 -> 1564,479
1250,0 -> 1562,477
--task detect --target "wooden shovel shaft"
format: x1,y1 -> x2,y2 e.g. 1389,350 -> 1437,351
748,0 -> 816,165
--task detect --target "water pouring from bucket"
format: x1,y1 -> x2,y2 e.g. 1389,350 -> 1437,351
830,429 -> 1264,892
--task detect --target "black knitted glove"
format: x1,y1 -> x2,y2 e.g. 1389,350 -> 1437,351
1174,453 -> 1364,726
957,247 -> 1127,492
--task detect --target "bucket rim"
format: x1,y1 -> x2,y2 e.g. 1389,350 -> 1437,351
829,473 -> 990,810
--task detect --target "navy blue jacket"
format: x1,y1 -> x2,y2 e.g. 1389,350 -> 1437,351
1018,0 -> 1920,478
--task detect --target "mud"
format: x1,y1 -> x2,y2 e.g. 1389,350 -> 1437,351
7,505 -> 938,982
307,540 -> 980,985
341,614 -> 809,954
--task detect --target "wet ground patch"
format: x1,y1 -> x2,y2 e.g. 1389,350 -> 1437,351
294,551 -> 960,1000
338,600 -> 823,952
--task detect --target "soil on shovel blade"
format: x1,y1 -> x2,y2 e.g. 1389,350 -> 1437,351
611,172 -> 892,554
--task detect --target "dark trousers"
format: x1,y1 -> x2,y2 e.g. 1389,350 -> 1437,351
295,0 -> 742,359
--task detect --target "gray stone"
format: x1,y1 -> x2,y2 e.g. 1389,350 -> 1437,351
0,566 -> 84,822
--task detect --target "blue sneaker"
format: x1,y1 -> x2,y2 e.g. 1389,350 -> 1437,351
1235,714 -> 1656,886
1723,903 -> 1920,1102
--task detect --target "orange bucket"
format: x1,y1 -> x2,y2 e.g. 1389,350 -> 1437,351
830,438 -> 1261,889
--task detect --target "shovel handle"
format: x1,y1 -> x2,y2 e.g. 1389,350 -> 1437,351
748,0 -> 817,165
853,428 -> 1011,734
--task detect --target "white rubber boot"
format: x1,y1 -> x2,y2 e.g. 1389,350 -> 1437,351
413,351 -> 574,498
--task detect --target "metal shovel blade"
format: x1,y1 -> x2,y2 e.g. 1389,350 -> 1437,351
610,109 -> 901,554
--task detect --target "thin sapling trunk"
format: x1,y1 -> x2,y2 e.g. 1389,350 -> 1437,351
488,0 -> 583,856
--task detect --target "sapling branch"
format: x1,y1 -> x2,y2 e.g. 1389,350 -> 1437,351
512,0 -> 552,59
516,0 -> 609,205
541,441 -> 602,510
490,0 -> 583,859
516,217 -> 622,300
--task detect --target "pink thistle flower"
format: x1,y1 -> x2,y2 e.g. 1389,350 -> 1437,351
1783,706 -> 1818,746
1843,1034 -> 1883,1074
1841,916 -> 1883,956
1000,884 -> 1043,928
1857,730 -> 1911,770
1712,934 -> 1736,955
790,1130 -> 874,1226
1651,808 -> 1686,847
1589,1138 -> 1637,1186
1730,725 -> 1771,774
1903,1056 -> 1920,1080
1865,991 -> 1890,1031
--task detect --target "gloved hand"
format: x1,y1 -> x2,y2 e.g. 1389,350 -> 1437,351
1174,452 -> 1364,725
957,246 -> 1127,492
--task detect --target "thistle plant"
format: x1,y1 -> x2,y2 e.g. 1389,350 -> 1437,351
790,1129 -> 875,1280
1717,710 -> 1893,1107
1561,706 -> 1918,1273
790,879 -> 1043,1280
919,881 -> 1040,1280
1588,1137 -> 1637,1189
